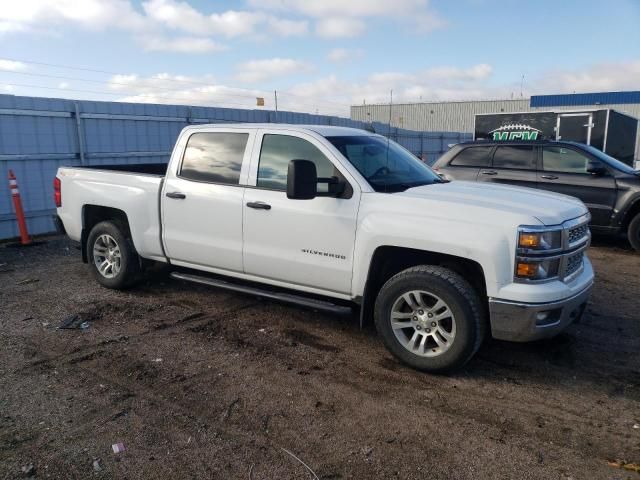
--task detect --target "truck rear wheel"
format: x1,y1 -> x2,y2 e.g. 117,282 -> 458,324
374,265 -> 485,373
628,214 -> 640,252
87,220 -> 141,289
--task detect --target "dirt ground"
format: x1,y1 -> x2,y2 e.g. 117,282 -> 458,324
0,236 -> 638,480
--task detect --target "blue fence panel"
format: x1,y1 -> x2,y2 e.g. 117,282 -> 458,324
0,93 -> 467,240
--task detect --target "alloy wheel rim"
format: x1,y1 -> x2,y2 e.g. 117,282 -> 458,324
93,234 -> 121,279
390,290 -> 456,357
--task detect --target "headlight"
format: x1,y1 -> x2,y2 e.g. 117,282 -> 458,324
515,257 -> 561,281
515,225 -> 564,282
517,228 -> 562,252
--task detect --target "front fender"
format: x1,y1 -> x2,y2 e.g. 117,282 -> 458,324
351,212 -> 515,298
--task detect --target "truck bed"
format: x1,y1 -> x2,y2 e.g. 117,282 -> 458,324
56,165 -> 166,262
76,163 -> 168,176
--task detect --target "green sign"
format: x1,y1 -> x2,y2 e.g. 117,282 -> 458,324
490,124 -> 541,141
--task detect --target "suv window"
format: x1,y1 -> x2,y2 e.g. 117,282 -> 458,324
180,132 -> 248,184
257,134 -> 337,191
492,146 -> 536,170
543,146 -> 594,174
450,146 -> 492,167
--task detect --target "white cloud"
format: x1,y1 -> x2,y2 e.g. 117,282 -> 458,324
266,17 -> 309,36
283,64 -> 502,112
327,48 -> 363,63
0,0 -> 308,52
0,0 -> 148,32
0,59 -> 28,71
108,72 -> 216,93
141,0 -> 308,38
316,18 -> 365,38
423,64 -> 493,82
139,35 -> 226,53
58,81 -> 69,89
234,58 -> 313,84
142,0 -> 262,37
251,0 -> 428,17
534,60 -> 640,95
105,71 -> 349,116
251,0 -> 445,37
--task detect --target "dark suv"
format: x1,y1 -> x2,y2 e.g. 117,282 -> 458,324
433,140 -> 640,250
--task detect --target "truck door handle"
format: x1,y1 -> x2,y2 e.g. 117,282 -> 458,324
481,170 -> 498,176
541,175 -> 558,180
166,192 -> 186,199
246,201 -> 271,210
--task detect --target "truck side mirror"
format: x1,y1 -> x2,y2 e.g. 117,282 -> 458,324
586,161 -> 607,176
287,159 -> 317,200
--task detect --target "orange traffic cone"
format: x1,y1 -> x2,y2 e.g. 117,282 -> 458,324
8,169 -> 31,245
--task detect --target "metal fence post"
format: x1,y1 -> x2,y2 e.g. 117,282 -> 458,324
73,102 -> 86,165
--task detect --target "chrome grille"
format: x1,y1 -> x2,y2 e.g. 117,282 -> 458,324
564,251 -> 584,278
568,224 -> 589,245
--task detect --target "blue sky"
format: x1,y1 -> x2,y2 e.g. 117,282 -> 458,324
0,0 -> 638,116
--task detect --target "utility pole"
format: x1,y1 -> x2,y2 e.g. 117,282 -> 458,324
274,90 -> 278,123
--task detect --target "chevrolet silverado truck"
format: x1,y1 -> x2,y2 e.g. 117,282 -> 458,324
54,124 -> 594,372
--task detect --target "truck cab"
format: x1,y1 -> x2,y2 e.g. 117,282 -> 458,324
55,125 -> 595,373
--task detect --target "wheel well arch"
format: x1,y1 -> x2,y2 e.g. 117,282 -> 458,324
80,205 -> 131,263
621,198 -> 640,230
359,246 -> 487,326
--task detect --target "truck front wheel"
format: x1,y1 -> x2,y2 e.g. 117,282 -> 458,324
87,220 -> 141,289
374,265 -> 485,373
628,214 -> 640,251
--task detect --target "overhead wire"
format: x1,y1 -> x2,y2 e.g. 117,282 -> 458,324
0,56 -> 353,111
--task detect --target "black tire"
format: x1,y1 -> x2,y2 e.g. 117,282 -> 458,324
628,214 -> 640,251
87,220 -> 141,289
374,265 -> 486,373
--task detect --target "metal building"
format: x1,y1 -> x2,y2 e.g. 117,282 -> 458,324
351,91 -> 640,133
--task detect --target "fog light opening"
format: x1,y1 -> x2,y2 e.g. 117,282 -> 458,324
535,308 -> 562,326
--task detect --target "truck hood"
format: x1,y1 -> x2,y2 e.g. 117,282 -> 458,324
398,181 -> 587,226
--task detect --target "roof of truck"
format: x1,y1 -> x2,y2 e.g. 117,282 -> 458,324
187,123 -> 375,137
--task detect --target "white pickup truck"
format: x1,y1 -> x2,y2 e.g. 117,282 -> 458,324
55,124 -> 594,372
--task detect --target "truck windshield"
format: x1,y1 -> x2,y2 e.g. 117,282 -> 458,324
326,135 -> 444,192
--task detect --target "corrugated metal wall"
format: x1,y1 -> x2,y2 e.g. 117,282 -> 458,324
0,94 -> 469,240
351,99 -> 530,132
351,94 -> 640,133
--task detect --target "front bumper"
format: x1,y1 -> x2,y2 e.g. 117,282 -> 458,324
488,283 -> 592,342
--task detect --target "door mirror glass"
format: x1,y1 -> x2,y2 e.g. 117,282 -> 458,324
287,159 -> 317,199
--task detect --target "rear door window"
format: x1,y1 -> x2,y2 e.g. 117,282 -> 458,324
179,132 -> 249,184
450,147 -> 492,167
492,146 -> 536,170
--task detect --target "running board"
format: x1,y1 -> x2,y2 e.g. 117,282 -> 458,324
170,272 -> 353,316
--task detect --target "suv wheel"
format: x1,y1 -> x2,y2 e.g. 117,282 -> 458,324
628,214 -> 640,252
87,221 -> 141,289
374,265 -> 485,373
